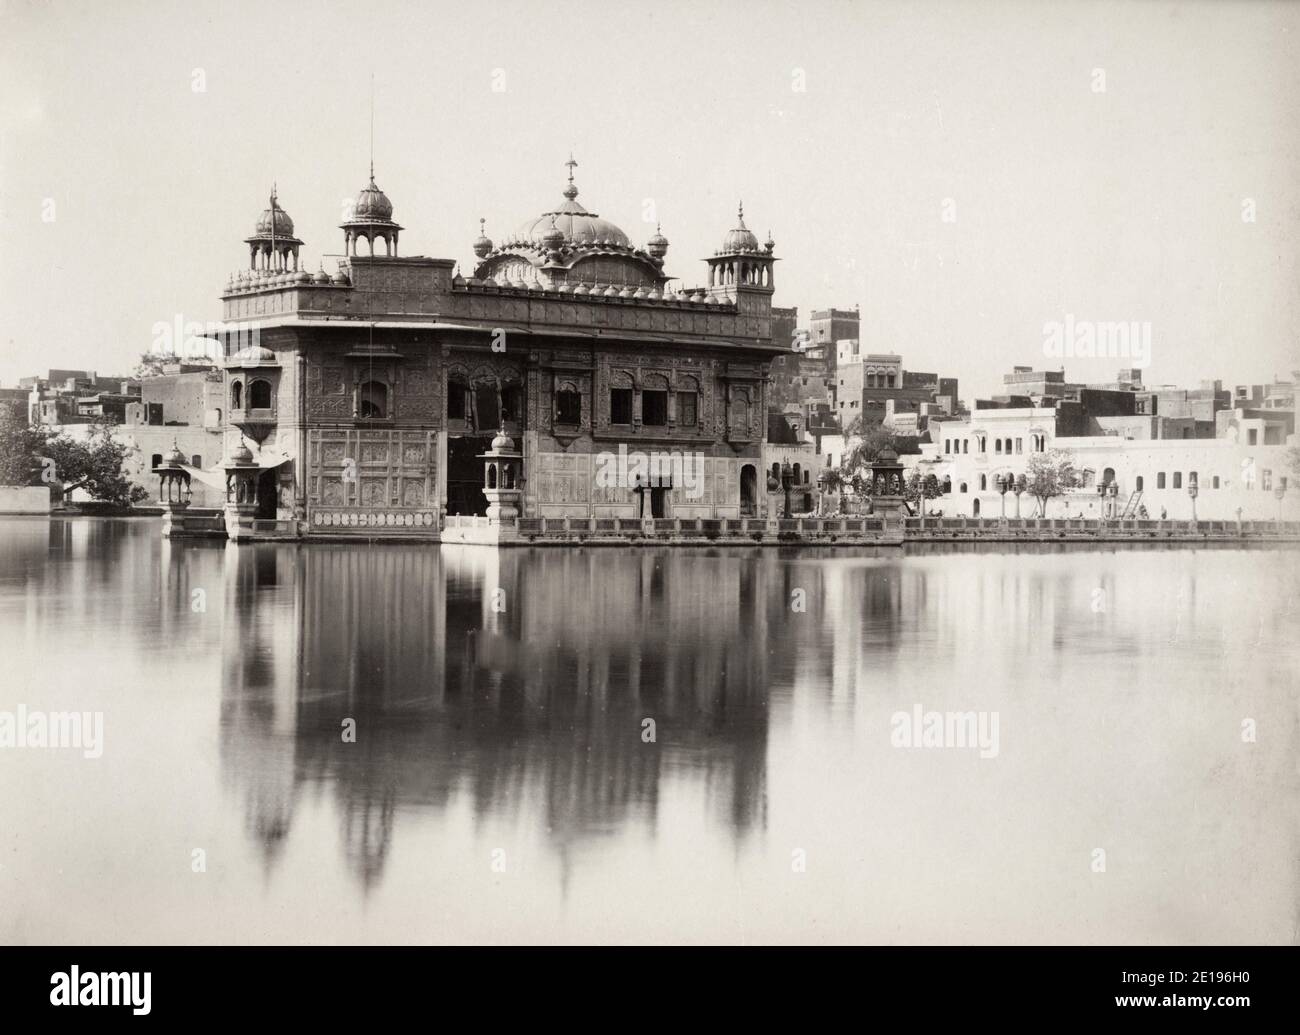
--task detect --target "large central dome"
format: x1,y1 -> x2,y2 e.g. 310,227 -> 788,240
514,200 -> 630,249
510,158 -> 630,248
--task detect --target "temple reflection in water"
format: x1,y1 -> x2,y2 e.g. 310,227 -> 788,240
217,543 -> 783,888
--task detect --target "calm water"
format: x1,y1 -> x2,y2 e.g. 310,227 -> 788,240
0,517 -> 1297,944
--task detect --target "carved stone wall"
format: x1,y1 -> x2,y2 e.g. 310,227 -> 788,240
306,427 -> 440,535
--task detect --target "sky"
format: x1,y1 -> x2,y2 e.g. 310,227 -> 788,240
1,0 -> 1297,398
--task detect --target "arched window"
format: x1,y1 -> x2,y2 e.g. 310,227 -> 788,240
249,379 -> 273,409
487,465 -> 497,489
191,455 -> 202,468
501,383 -> 523,423
1212,476 -> 1220,489
962,440 -> 969,454
944,439 -> 950,454
1157,472 -> 1166,489
1136,475 -> 1144,492
792,462 -> 801,484
771,462 -> 780,483
230,381 -> 242,409
556,388 -> 581,425
150,453 -> 163,468
359,380 -> 387,419
1103,467 -> 1115,485
803,470 -> 810,484
995,439 -> 1002,454
1173,472 -> 1182,489
979,474 -> 987,490
942,476 -> 952,494
959,482 -> 968,493
447,378 -> 469,421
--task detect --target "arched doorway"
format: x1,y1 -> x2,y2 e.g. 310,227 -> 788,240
740,464 -> 757,517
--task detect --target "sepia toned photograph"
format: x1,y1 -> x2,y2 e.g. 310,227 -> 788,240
0,0 -> 1297,1014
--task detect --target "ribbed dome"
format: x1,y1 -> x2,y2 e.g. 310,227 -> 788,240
255,206 -> 295,236
351,174 -> 394,221
163,443 -> 187,467
719,202 -> 760,254
647,224 -> 669,259
514,158 -> 630,248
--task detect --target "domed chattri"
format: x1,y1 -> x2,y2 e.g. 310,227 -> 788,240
340,164 -> 403,258
245,184 -> 304,273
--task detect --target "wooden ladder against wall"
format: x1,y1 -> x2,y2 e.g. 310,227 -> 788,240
1120,490 -> 1143,518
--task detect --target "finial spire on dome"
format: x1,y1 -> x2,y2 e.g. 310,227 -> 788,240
737,201 -> 746,228
563,153 -> 579,201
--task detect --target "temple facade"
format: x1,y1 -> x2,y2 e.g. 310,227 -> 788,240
212,161 -> 785,541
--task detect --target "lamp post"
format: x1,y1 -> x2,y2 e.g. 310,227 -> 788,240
780,461 -> 794,519
1187,474 -> 1198,525
1274,483 -> 1287,523
997,474 -> 1009,519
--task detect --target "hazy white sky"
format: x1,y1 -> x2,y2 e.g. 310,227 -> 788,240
1,0 -> 1297,397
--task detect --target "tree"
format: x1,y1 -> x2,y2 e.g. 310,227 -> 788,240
1287,444 -> 1300,484
904,470 -> 942,508
43,420 -> 149,508
0,409 -> 53,486
1023,449 -> 1079,517
840,419 -> 909,485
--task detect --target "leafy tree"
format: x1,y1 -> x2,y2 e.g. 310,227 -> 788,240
904,470 -> 942,504
839,419 -> 917,486
0,409 -> 53,486
1023,449 -> 1079,517
42,420 -> 149,507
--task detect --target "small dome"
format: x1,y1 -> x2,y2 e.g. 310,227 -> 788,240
227,442 -> 255,466
312,267 -> 330,284
228,344 -> 279,367
573,283 -> 589,295
351,173 -> 394,222
255,205 -> 295,237
490,429 -> 516,453
294,270 -> 311,284
473,218 -> 493,258
720,202 -> 760,253
331,270 -> 350,285
163,443 -> 187,467
647,224 -> 669,259
542,216 -> 565,251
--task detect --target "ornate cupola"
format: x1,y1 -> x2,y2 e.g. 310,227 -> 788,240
472,217 -> 494,258
341,164 -> 403,257
706,201 -> 777,301
646,223 -> 669,261
244,186 -> 304,272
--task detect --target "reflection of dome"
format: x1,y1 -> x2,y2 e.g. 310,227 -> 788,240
719,202 -> 760,253
255,206 -> 295,236
350,173 -> 394,222
473,217 -> 493,258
